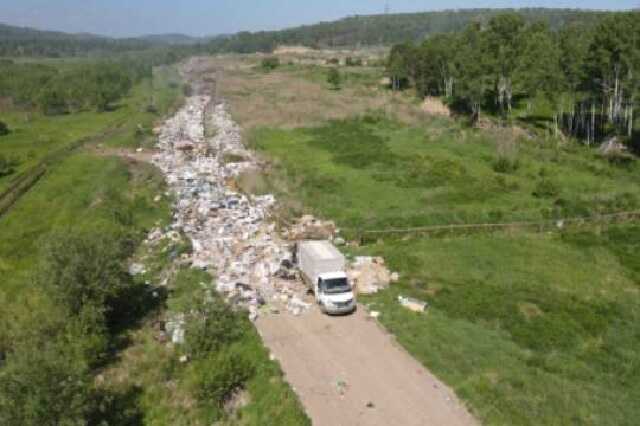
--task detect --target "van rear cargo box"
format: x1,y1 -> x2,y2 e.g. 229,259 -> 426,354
298,240 -> 345,284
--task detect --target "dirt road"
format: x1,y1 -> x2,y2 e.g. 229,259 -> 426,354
256,305 -> 477,426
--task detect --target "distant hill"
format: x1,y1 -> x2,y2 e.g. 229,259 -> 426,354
138,33 -> 203,45
206,8 -> 613,52
0,8 -> 619,58
0,23 -> 158,57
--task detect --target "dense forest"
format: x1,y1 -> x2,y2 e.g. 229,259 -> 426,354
205,8 -> 609,53
387,12 -> 639,144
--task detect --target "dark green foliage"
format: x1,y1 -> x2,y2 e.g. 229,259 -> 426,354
387,43 -> 413,91
306,118 -> 396,168
189,347 -> 256,408
184,296 -> 249,359
345,57 -> 363,67
0,335 -> 93,426
327,67 -> 341,90
0,61 -> 134,113
37,87 -> 69,115
0,120 -> 8,136
261,56 -> 280,71
532,178 -> 560,198
492,156 -> 520,173
0,154 -> 17,177
36,230 -> 135,318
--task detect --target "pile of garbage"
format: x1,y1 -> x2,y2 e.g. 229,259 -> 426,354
283,214 -> 338,241
348,256 -> 399,295
152,95 -> 310,321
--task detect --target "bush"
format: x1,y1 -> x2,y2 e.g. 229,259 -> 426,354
492,156 -> 520,173
189,347 -> 256,409
0,155 -> 17,177
533,178 -> 560,198
36,230 -> 136,321
0,330 -> 94,426
345,57 -> 363,66
327,68 -> 341,90
184,297 -> 248,359
0,120 -> 8,136
183,83 -> 193,97
261,57 -> 280,71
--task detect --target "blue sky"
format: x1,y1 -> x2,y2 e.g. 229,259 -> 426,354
0,0 -> 635,37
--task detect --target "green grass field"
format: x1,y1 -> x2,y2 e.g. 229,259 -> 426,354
0,153 -> 170,296
252,114 -> 640,232
249,113 -> 640,425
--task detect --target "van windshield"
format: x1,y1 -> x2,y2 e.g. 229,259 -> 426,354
322,278 -> 350,294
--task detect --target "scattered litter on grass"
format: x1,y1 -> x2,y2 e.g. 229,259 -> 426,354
398,295 -> 428,313
348,256 -> 395,294
128,263 -> 146,276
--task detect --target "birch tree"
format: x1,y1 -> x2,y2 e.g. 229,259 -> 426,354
485,14 -> 525,118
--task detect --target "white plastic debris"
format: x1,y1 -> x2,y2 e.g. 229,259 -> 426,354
128,263 -> 146,276
153,94 -> 310,323
398,296 -> 428,313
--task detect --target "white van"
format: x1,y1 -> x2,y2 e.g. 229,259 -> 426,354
297,240 -> 356,315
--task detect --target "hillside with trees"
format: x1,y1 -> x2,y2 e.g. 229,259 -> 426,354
205,8 -> 610,53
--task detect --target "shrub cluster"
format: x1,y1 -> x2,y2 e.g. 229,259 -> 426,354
0,229 -> 153,425
261,57 -> 280,71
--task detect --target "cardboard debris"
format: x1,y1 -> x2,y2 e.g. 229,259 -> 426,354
284,214 -> 337,241
348,256 -> 394,295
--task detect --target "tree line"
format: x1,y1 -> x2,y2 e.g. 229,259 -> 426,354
387,12 -> 639,143
0,49 -> 185,114
0,60 -> 136,114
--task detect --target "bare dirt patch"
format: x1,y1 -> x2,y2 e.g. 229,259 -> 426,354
422,97 -> 451,117
212,56 -> 430,129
